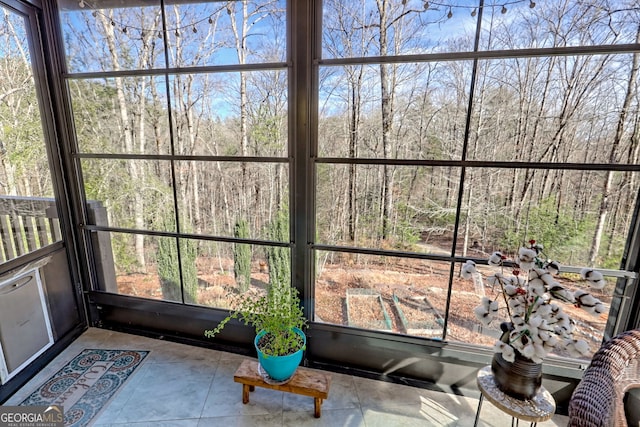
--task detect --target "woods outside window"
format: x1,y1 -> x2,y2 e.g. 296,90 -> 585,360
56,0 -> 640,361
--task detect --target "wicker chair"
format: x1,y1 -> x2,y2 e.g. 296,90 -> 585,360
568,329 -> 640,427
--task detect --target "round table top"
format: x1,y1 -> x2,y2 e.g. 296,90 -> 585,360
477,365 -> 556,423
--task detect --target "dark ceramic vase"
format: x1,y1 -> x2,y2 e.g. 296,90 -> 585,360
491,351 -> 542,400
491,322 -> 542,400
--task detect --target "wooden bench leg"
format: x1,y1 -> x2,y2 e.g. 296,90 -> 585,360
314,398 -> 323,418
242,384 -> 251,404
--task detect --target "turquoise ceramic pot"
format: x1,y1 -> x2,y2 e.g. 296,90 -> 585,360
254,327 -> 306,382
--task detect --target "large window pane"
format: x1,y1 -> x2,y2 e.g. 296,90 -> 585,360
0,5 -> 60,262
170,71 -> 288,157
99,232 -> 289,310
193,240 -> 290,310
469,55 -> 640,164
58,0 -> 165,73
316,164 -> 460,253
322,0 -> 477,59
479,1 -> 639,50
58,0 -> 286,72
315,250 -> 446,339
165,0 -> 286,67
82,159 -> 174,232
323,0 -> 639,57
319,62 -> 471,159
69,77 -> 170,155
456,168 -> 640,270
176,161 -> 289,240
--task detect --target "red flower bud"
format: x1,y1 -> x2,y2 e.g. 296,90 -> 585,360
529,239 -> 536,245
513,270 -> 520,276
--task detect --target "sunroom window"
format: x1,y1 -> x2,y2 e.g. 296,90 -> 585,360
56,0 -> 640,363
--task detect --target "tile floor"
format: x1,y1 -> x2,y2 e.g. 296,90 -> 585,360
5,328 -> 569,426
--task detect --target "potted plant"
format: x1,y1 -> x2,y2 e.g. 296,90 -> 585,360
461,239 -> 606,399
205,279 -> 308,383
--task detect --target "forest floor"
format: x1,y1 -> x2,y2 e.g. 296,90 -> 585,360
116,244 -> 609,359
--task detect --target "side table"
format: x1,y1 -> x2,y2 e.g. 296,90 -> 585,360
474,366 -> 556,427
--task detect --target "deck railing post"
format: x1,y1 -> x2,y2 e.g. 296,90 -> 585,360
86,201 -> 117,293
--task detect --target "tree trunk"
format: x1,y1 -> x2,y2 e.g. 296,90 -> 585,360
377,0 -> 394,240
100,13 -> 146,269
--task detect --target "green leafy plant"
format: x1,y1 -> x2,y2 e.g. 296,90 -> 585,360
204,281 -> 307,357
206,209 -> 307,357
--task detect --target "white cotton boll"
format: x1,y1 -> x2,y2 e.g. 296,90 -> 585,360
507,295 -> 521,307
582,299 -> 606,316
505,284 -> 518,296
580,268 -> 602,282
535,303 -> 552,318
529,268 -> 542,279
539,270 -> 556,286
528,279 -> 545,297
537,320 -> 554,339
544,260 -> 560,275
528,316 -> 543,328
502,344 -> 516,362
488,251 -> 504,266
512,314 -> 526,330
533,343 -> 547,359
521,343 -> 536,359
509,299 -> 526,316
549,304 -> 562,316
557,311 -> 570,325
489,299 -> 499,314
461,260 -> 476,279
565,339 -> 590,358
554,313 -> 572,335
593,302 -> 606,315
519,261 -> 535,271
530,297 -> 546,311
548,285 -> 576,303
510,332 -> 525,350
580,269 -> 606,289
474,298 -> 497,325
538,328 -> 551,342
574,290 -> 602,312
474,305 -> 492,325
518,247 -> 537,270
544,335 -> 558,349
530,332 -> 543,344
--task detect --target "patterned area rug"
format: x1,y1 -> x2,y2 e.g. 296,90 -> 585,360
20,349 -> 149,427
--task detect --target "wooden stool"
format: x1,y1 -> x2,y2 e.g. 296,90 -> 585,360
233,359 -> 331,418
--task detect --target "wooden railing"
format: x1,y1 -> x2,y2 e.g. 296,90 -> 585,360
0,196 -> 61,262
0,196 -> 117,292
